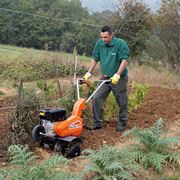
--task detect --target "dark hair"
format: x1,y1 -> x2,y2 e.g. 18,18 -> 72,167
101,26 -> 113,34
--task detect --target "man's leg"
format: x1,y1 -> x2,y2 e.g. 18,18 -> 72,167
92,82 -> 111,128
112,75 -> 128,131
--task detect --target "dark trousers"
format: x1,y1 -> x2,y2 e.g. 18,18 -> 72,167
92,74 -> 128,127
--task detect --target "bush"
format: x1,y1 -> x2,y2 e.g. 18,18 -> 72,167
128,82 -> 150,112
104,92 -> 119,120
8,88 -> 40,146
0,58 -> 86,81
36,79 -> 57,103
104,82 -> 150,120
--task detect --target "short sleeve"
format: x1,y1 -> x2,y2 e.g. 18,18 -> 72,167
118,40 -> 129,61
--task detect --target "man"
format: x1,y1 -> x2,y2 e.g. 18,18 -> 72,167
83,26 -> 129,132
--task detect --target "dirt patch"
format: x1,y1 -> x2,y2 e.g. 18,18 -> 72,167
0,87 -> 180,160
0,88 -> 16,96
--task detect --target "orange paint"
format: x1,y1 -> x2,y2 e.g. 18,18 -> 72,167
53,98 -> 86,137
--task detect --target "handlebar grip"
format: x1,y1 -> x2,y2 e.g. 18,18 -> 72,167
78,78 -> 91,86
98,79 -> 112,84
79,79 -> 86,85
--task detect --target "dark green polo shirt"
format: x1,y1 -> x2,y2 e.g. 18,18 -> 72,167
92,37 -> 129,77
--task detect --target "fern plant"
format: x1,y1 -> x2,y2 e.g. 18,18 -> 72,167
0,145 -> 82,180
8,145 -> 38,167
84,145 -> 142,180
122,118 -> 180,173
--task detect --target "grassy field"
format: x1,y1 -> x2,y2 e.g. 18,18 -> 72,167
0,44 -> 90,88
129,65 -> 180,90
0,44 -> 90,62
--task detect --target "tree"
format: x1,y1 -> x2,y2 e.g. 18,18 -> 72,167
156,0 -> 180,71
109,0 -> 153,62
60,32 -> 76,53
0,0 -> 98,54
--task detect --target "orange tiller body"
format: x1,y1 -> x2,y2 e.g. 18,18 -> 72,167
53,98 -> 86,137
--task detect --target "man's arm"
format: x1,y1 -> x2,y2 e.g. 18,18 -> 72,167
88,59 -> 98,73
116,60 -> 128,76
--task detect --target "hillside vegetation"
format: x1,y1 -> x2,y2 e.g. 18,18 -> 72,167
0,44 -> 179,98
0,44 -> 89,82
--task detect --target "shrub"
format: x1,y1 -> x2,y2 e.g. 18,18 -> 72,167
37,80 -> 57,103
104,82 -> 150,120
104,92 -> 119,120
8,88 -> 40,146
128,82 -> 150,112
0,58 -> 86,81
58,96 -> 75,117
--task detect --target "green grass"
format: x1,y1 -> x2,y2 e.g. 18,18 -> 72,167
0,44 -> 91,62
0,44 -> 41,60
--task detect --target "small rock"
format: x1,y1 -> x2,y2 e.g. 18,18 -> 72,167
103,140 -> 107,144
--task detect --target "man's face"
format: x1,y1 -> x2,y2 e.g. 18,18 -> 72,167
100,31 -> 113,45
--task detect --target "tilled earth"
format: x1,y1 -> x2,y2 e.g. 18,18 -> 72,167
0,87 -> 180,159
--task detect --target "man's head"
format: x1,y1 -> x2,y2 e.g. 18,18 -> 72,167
100,26 -> 113,45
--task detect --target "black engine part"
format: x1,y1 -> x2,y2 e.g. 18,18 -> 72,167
39,108 -> 66,122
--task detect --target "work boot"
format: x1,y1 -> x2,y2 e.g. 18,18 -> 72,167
88,125 -> 102,130
91,125 -> 102,130
116,121 -> 127,132
116,126 -> 126,132
86,123 -> 102,130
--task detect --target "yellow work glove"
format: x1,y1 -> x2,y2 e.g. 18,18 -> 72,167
83,72 -> 92,80
110,73 -> 120,85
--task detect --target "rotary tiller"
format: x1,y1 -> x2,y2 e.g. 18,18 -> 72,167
32,78 -> 111,157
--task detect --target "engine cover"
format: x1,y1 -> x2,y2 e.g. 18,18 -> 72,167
39,108 -> 66,122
